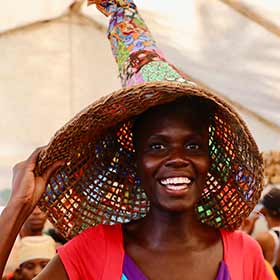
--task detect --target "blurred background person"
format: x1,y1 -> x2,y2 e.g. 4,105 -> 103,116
241,187 -> 280,279
255,188 -> 280,279
2,235 -> 56,280
20,206 -> 47,238
3,207 -> 47,276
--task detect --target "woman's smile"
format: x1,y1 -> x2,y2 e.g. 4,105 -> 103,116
133,102 -> 210,213
159,176 -> 192,193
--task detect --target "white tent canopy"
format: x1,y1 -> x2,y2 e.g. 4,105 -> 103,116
0,0 -> 279,193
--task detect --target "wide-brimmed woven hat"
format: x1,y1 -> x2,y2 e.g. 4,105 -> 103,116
35,0 -> 263,240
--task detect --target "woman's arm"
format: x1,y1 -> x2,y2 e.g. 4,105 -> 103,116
255,232 -> 275,264
0,148 -> 64,277
34,255 -> 69,280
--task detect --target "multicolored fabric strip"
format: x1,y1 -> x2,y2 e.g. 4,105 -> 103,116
88,0 -> 194,87
88,0 -> 134,16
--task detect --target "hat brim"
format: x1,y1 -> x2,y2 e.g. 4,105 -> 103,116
35,81 -> 263,239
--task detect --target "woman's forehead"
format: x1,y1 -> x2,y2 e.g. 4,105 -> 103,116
136,96 -> 212,123
135,105 -> 210,133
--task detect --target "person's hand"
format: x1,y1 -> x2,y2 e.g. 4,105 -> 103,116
10,147 -> 64,213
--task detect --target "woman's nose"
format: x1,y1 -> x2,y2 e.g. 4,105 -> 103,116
164,149 -> 189,168
33,265 -> 42,277
32,206 -> 41,215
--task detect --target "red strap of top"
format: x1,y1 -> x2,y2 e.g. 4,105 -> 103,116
58,224 -> 124,280
102,224 -> 124,280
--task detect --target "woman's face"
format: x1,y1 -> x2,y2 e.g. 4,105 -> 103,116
20,259 -> 49,280
134,108 -> 210,213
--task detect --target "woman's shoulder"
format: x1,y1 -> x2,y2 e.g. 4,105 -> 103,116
221,229 -> 261,251
221,230 -> 272,279
59,223 -> 122,252
74,223 -> 121,239
221,230 -> 265,265
57,224 -> 124,280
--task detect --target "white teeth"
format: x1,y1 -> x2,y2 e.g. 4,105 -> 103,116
164,185 -> 188,191
160,177 -> 191,186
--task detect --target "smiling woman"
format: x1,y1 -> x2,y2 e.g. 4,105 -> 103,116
0,0 -> 272,280
133,97 -> 212,213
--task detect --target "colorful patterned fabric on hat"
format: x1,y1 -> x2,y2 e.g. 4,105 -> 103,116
35,0 -> 263,239
90,0 -> 192,87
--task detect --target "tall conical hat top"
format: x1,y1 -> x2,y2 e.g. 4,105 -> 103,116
89,0 -> 194,87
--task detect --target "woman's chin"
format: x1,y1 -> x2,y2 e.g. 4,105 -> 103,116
155,200 -> 197,214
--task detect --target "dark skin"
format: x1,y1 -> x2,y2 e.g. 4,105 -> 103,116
255,209 -> 280,264
122,107 -> 223,280
0,148 -> 68,280
20,259 -> 49,280
20,206 -> 47,238
1,103 -> 222,280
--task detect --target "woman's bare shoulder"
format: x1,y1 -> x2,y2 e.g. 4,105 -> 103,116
34,255 -> 69,280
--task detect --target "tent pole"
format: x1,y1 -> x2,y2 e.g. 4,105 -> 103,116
219,0 -> 280,38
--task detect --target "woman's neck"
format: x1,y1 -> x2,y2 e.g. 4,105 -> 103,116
124,207 -> 220,251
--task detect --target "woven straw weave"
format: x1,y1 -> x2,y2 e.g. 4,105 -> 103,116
35,81 -> 263,240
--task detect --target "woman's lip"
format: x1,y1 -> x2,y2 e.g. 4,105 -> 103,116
28,219 -> 45,225
158,181 -> 192,196
163,185 -> 190,196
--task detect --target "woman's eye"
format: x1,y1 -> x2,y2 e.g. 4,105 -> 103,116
151,143 -> 165,150
23,263 -> 34,270
185,143 -> 200,150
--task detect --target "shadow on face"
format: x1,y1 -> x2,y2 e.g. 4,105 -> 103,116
132,96 -> 215,213
21,206 -> 47,236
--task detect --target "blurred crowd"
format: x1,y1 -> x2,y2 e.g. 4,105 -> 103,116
1,207 -> 66,280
